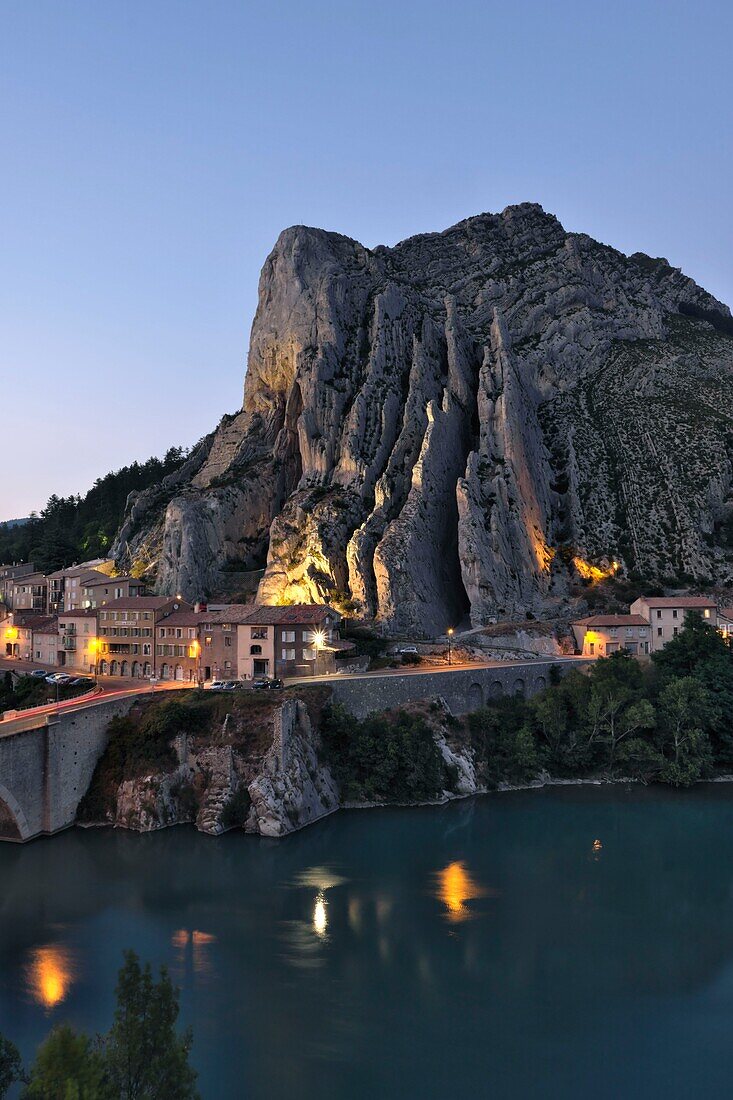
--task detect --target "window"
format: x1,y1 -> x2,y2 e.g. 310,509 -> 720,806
250,644 -> 262,655
143,644 -> 151,656
225,636 -> 232,647
657,627 -> 663,637
282,648 -> 296,661
205,635 -> 212,648
303,648 -> 317,661
625,628 -> 634,636
704,609 -> 711,619
656,610 -> 662,619
222,623 -> 232,632
673,627 -> 679,636
252,627 -> 267,639
672,609 -> 678,619
224,661 -> 232,671
159,628 -> 165,639
282,630 -> 296,643
609,627 -> 617,636
589,642 -> 595,656
188,628 -> 195,639
176,628 -> 182,639
639,628 -> 647,636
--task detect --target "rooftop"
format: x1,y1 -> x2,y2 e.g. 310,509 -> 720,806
574,615 -> 650,627
99,596 -> 191,611
635,596 -> 717,608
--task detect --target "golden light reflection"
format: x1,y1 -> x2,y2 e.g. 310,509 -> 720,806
592,838 -> 603,852
26,944 -> 75,1010
313,893 -> 328,938
572,556 -> 620,583
435,861 -> 488,924
171,929 -> 218,979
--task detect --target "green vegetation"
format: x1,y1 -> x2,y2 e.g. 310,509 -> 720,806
320,705 -> 450,802
0,951 -> 198,1099
0,448 -> 188,573
0,673 -> 91,713
468,614 -> 733,789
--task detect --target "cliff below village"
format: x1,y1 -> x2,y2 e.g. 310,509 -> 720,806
77,689 -> 478,838
113,204 -> 733,634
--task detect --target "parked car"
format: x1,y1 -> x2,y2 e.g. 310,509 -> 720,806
68,677 -> 93,686
252,677 -> 283,691
28,669 -> 48,678
208,681 -> 228,691
46,673 -> 72,685
396,645 -> 418,655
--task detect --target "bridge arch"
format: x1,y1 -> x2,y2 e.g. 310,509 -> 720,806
0,783 -> 31,841
490,680 -> 504,699
535,675 -> 546,692
467,682 -> 483,710
512,678 -> 526,697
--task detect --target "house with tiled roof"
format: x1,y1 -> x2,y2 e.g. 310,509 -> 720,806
571,615 -> 651,658
630,595 -> 717,651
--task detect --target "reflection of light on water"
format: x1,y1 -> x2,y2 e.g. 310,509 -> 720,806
435,861 -> 489,924
26,944 -> 75,1010
313,893 -> 328,937
293,866 -> 348,890
171,929 -> 217,979
593,839 -> 602,852
591,838 -> 603,863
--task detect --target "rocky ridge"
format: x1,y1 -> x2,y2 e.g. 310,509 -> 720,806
114,204 -> 733,634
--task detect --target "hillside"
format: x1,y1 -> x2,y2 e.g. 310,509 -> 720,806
112,204 -> 733,635
0,448 -> 187,573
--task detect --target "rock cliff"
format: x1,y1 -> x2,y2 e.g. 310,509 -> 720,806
114,204 -> 733,633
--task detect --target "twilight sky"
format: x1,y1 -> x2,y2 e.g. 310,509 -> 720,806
2,0 -> 732,518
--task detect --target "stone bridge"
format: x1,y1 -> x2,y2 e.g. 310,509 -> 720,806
327,658 -> 583,720
0,695 -> 137,842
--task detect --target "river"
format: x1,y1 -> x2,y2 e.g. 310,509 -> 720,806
2,785 -> 733,1098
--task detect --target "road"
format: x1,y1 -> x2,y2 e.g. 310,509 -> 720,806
0,652 -> 587,736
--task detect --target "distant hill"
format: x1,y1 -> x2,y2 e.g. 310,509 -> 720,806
0,448 -> 189,574
0,517 -> 31,529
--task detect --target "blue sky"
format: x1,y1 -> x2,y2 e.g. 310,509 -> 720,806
2,0 -> 732,517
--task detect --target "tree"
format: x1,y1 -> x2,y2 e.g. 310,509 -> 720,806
104,952 -> 198,1100
0,1033 -> 23,1097
22,1025 -> 108,1100
656,678 -> 717,786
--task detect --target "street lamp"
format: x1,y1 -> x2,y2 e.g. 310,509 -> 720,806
447,627 -> 454,666
312,630 -> 326,677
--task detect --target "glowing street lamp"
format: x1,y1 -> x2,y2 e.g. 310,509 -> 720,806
312,629 -> 326,676
447,627 -> 454,666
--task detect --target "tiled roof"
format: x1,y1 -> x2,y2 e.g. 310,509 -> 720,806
242,604 -> 339,625
58,608 -> 97,619
719,607 -> 733,621
574,615 -> 650,627
635,596 -> 717,608
12,572 -> 47,585
100,596 -> 191,610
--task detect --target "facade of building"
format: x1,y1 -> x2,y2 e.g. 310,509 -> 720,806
12,573 -> 48,612
97,596 -> 191,677
57,608 -> 99,672
629,596 -> 717,652
47,560 -> 114,613
3,612 -> 37,660
31,617 -> 61,666
0,563 -> 36,609
79,574 -> 147,609
719,607 -> 733,642
571,614 -> 651,658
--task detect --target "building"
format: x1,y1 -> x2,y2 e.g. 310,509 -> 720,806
12,573 -> 48,612
630,596 -> 717,652
571,615 -> 652,658
238,604 -> 351,679
0,563 -> 36,608
57,608 -> 99,672
97,596 -> 191,678
79,573 -> 147,609
152,602 -> 353,683
31,616 -> 61,666
3,612 -> 40,660
47,560 -> 114,613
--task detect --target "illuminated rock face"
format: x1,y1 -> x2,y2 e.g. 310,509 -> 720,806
115,204 -> 733,632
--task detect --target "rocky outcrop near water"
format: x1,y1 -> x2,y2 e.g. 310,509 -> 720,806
114,204 -> 733,632
87,695 -> 339,838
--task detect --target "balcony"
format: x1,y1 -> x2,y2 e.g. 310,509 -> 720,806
62,636 -> 76,651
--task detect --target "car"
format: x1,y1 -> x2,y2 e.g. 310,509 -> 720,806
335,666 -> 356,675
68,677 -> 93,686
28,669 -> 48,678
252,677 -> 283,690
396,645 -> 418,655
208,681 -> 228,691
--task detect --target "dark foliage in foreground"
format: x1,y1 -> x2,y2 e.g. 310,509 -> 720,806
468,613 -> 733,789
0,951 -> 198,1099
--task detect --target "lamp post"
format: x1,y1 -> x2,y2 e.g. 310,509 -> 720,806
312,630 -> 326,678
447,627 -> 454,666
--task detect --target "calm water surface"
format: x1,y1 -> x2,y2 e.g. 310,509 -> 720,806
3,786 -> 733,1098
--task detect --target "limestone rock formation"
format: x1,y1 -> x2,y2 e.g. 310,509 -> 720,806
114,205 -> 733,633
